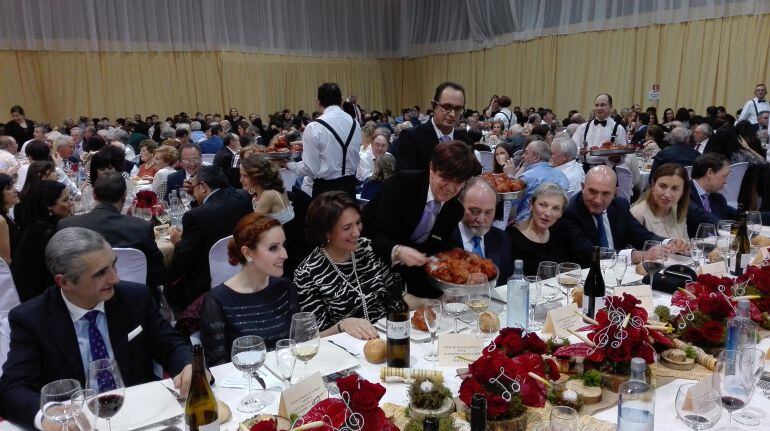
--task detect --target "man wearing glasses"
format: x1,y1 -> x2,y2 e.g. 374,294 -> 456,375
164,143 -> 202,202
395,81 -> 475,171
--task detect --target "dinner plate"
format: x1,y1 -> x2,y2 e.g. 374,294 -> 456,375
374,310 -> 469,342
107,381 -> 182,430
263,339 -> 359,378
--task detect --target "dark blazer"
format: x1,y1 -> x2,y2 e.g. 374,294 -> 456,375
362,170 -> 464,297
395,120 -> 474,171
213,147 -> 240,188
0,283 -> 191,428
649,144 -> 700,178
452,225 -> 514,283
57,203 -> 166,288
169,187 -> 253,309
10,220 -> 56,302
164,168 -> 186,202
684,180 -> 770,237
554,192 -> 664,267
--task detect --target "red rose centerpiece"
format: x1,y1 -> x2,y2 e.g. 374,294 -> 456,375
133,189 -> 159,210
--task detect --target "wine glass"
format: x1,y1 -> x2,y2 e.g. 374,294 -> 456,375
274,339 -> 297,389
599,247 -> 616,278
231,335 -> 273,413
689,238 -> 704,269
550,406 -> 578,431
745,211 -> 762,243
466,273 -> 490,336
289,312 -> 320,380
695,223 -> 718,266
155,202 -> 171,225
715,236 -> 737,273
613,254 -> 628,290
733,348 -> 766,426
642,240 -> 664,294
675,383 -> 722,430
40,379 -> 82,431
71,388 -> 98,431
86,358 -> 125,431
717,220 -> 736,238
712,350 -> 753,430
442,286 -> 469,334
525,275 -> 543,331
557,263 -> 581,299
422,299 -> 442,361
537,261 -> 560,302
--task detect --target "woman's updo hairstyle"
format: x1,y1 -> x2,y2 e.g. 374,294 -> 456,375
226,213 -> 281,266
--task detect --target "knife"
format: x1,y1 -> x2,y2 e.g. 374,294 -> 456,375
252,372 -> 266,390
327,340 -> 359,357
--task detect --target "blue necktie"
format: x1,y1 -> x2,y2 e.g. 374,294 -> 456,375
471,236 -> 484,258
439,135 -> 451,143
84,310 -> 116,391
594,214 -> 609,248
410,200 -> 440,243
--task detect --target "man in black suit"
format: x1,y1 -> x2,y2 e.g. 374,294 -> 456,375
554,166 -> 687,267
57,171 -> 166,291
0,228 -> 192,428
168,166 -> 253,310
630,112 -> 650,146
649,126 -> 700,177
164,143 -> 202,202
364,141 -> 481,298
692,122 -> 713,154
395,81 -> 475,171
452,177 -> 513,282
213,132 -> 241,188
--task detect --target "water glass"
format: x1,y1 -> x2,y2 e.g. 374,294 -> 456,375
525,276 -> 543,330
674,383 -> 722,430
40,379 -> 82,431
442,287 -> 469,333
466,273 -> 490,336
231,335 -> 273,412
274,339 -> 296,389
642,240 -> 664,294
733,348 -> 766,426
599,247 -> 616,276
86,358 -> 125,431
557,263 -> 581,299
745,211 -> 762,242
717,220 -> 736,238
549,406 -> 579,431
613,254 -> 628,290
537,261 -> 560,302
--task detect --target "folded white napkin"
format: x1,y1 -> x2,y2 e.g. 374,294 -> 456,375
219,369 -> 284,390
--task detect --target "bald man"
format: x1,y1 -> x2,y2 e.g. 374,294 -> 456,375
553,166 -> 687,267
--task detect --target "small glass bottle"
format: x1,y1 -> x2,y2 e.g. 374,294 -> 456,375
506,260 -> 529,329
617,357 -> 654,431
725,298 -> 758,351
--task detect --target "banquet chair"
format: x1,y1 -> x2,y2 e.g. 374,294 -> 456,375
477,151 -> 494,173
114,247 -> 148,285
684,165 -> 692,178
201,154 -> 215,165
615,165 -> 634,202
718,162 -> 748,209
0,258 -> 20,377
209,235 -> 241,288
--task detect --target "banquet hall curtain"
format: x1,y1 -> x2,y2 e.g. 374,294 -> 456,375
0,0 -> 766,58
0,14 -> 767,122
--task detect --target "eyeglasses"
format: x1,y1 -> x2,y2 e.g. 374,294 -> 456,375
433,101 -> 465,116
181,158 -> 200,165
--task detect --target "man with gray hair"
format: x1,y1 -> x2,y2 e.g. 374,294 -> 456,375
692,122 -> 712,154
453,177 -> 513,281
0,227 -> 194,429
515,140 -> 569,222
70,126 -> 84,159
649,126 -> 700,176
550,135 -> 584,198
190,121 -> 206,143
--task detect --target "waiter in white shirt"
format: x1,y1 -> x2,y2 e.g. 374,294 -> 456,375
288,83 -> 361,198
572,93 -> 628,168
737,84 -> 769,126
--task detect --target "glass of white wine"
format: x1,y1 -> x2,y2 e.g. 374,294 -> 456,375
442,286 -> 469,334
289,312 -> 320,380
466,273 -> 490,336
557,262 -> 581,299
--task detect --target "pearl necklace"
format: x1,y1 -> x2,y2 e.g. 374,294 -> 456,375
321,247 -> 370,321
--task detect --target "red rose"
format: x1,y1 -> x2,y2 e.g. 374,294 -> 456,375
249,419 -> 277,431
635,341 -> 656,364
336,374 -> 386,414
545,358 -> 561,381
681,326 -> 704,344
519,376 -> 547,407
469,351 -> 504,383
301,398 -> 348,430
509,353 -> 545,378
699,295 -> 732,320
606,342 -> 632,363
700,321 -> 724,344
753,297 -> 770,313
459,378 -> 485,407
486,393 -> 510,417
522,332 -> 546,354
494,327 -> 525,355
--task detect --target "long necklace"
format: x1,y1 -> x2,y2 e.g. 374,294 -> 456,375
321,248 -> 370,321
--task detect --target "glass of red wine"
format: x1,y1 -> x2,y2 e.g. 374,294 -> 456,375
87,358 -> 125,431
712,350 -> 753,431
642,240 -> 664,296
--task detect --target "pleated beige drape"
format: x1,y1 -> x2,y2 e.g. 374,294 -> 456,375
0,14 -> 768,123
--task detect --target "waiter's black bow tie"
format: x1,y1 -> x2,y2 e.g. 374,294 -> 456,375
593,119 -> 607,126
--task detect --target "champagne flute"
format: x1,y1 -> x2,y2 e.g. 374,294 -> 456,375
745,211 -> 762,243
675,383 -> 722,430
231,335 -> 273,413
642,240 -> 664,294
289,312 -> 320,380
466,273 -> 490,336
695,223 -> 718,266
537,261 -> 560,302
274,339 -> 297,389
557,262 -> 581,299
733,348 -> 766,426
86,358 -> 125,431
40,379 -> 82,431
525,275 -> 543,331
442,286 -> 469,334
712,350 -> 753,431
422,299 -> 442,362
613,254 -> 628,290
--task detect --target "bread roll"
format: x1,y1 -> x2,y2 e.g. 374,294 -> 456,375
363,338 -> 387,364
479,311 -> 500,333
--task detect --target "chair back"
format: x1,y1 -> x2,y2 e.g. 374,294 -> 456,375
201,154 -> 215,165
719,162 -> 749,208
114,248 -> 148,285
684,165 -> 692,178
615,165 -> 634,202
209,235 -> 241,288
0,258 -> 20,377
477,151 -> 494,173
279,169 -> 298,190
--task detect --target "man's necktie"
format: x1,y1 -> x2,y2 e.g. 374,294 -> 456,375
593,119 -> 607,127
439,135 -> 451,143
84,310 -> 116,391
594,214 -> 609,248
410,200 -> 440,243
471,236 -> 484,258
701,193 -> 712,213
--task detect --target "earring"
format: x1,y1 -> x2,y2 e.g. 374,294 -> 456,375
246,256 -> 253,263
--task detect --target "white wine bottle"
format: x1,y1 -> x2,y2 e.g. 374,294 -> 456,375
185,345 -> 219,431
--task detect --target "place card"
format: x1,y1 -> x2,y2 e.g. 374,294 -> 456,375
541,303 -> 584,337
697,261 -> 727,277
278,371 -> 327,418
681,376 -> 715,412
438,333 -> 483,367
615,284 -> 654,313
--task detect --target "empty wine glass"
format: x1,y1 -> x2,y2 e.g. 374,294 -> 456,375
642,240 -> 664,294
442,286 -> 469,334
675,383 -> 722,430
550,406 -> 578,431
695,223 -> 718,266
612,254 -> 628,290
557,263 -> 581,300
86,358 -> 125,431
232,335 -> 273,413
689,238 -> 704,268
466,273 -> 490,336
599,247 -> 616,278
733,348 -> 766,426
422,299 -> 442,361
537,261 -> 560,302
715,236 -> 737,273
745,211 -> 762,243
717,220 -> 736,238
71,388 -> 98,431
40,379 -> 82,431
274,339 -> 296,390
712,350 -> 753,431
525,275 -> 543,331
289,312 -> 320,380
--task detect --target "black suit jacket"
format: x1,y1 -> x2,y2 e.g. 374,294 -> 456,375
164,168 -> 186,202
57,203 -> 166,288
0,283 -> 191,428
169,187 -> 253,309
683,180 -> 770,237
213,147 -> 240,188
649,144 -> 700,178
395,120 -> 474,171
451,225 -> 514,282
362,170 -> 464,297
554,193 -> 664,267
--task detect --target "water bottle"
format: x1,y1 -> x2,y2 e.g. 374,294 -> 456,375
617,357 -> 654,431
506,260 -> 529,329
725,299 -> 757,351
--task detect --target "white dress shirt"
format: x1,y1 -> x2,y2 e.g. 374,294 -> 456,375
356,147 -> 391,181
457,222 -> 485,254
554,159 -> 585,198
695,138 -> 709,154
737,98 -> 770,125
288,105 -> 361,196
572,117 -> 628,165
494,108 -> 516,130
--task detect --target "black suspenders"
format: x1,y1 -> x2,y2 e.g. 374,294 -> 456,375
583,120 -> 621,146
315,118 -> 357,174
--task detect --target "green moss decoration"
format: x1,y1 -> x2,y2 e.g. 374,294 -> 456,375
654,305 -> 671,323
404,416 -> 454,431
547,385 -> 583,412
408,377 -> 452,410
545,337 -> 570,354
581,370 -> 602,387
684,346 -> 697,359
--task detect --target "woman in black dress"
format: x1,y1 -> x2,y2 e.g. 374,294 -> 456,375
0,174 -> 19,264
4,105 -> 34,145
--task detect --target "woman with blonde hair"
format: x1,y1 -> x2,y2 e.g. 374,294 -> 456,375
359,121 -> 377,152
151,144 -> 178,198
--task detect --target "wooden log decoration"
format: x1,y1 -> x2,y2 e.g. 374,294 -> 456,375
671,338 -> 717,370
380,367 -> 444,384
